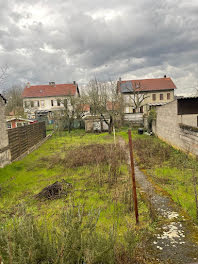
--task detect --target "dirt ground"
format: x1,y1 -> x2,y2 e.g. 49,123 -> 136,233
119,137 -> 198,264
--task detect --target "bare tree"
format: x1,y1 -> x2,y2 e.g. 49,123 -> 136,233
53,94 -> 87,133
4,85 -> 24,116
119,80 -> 149,113
86,79 -> 124,134
0,65 -> 8,89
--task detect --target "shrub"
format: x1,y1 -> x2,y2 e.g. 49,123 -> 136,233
133,138 -> 172,169
0,206 -> 117,264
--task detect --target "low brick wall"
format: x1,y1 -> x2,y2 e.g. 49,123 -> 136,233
8,122 -> 46,161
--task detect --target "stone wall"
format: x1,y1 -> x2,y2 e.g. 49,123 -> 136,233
152,100 -> 198,156
124,113 -> 143,126
0,97 -> 11,167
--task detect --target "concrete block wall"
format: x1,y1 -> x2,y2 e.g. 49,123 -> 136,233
0,97 -> 11,167
124,113 -> 143,126
153,100 -> 198,156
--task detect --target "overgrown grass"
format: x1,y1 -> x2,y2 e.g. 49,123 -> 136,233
0,130 -> 154,263
118,129 -> 198,222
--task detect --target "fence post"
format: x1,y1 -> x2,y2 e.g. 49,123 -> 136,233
128,129 -> 139,224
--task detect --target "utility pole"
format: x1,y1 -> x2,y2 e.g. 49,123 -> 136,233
128,129 -> 139,224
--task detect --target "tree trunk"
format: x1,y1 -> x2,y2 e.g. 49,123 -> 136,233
68,118 -> 71,133
108,116 -> 113,134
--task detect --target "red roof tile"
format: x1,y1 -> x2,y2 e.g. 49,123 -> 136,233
82,104 -> 90,112
118,77 -> 176,92
22,83 -> 78,98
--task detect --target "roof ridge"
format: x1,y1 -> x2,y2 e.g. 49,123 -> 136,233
122,77 -> 171,82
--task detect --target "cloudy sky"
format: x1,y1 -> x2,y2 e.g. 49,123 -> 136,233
0,0 -> 198,94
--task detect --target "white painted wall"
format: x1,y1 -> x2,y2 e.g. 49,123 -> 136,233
23,96 -> 73,118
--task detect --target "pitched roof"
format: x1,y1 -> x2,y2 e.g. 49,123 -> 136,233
118,77 -> 176,93
22,83 -> 79,98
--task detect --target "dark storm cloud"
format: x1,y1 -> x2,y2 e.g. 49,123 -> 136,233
0,0 -> 198,94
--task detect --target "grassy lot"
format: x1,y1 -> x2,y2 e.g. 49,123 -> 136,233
118,129 -> 198,223
0,130 -> 155,264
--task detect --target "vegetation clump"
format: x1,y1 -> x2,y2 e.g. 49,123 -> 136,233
64,143 -> 126,167
133,138 -> 172,169
35,179 -> 72,200
0,205 -> 150,264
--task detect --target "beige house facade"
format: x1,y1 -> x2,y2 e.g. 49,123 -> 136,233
22,82 -> 80,119
117,76 -> 176,118
123,89 -> 175,114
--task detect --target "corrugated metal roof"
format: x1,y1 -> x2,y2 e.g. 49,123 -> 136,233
177,95 -> 198,99
148,102 -> 168,106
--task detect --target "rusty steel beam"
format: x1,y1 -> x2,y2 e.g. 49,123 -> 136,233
128,129 -> 139,225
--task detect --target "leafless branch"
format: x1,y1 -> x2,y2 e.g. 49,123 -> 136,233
0,65 -> 8,88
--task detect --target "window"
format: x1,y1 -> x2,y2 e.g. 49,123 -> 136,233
160,94 -> 163,100
167,93 -> 170,100
41,100 -> 44,107
140,106 -> 143,113
30,101 -> 34,107
17,122 -> 22,127
133,108 -> 136,113
152,94 -> 156,101
37,101 -> 40,107
128,107 -> 133,113
57,99 -> 61,106
7,123 -> 11,129
24,101 -> 28,108
51,100 -> 54,106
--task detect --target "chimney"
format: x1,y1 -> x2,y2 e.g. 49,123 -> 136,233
49,82 -> 55,86
27,82 -> 30,88
119,77 -> 122,82
73,81 -> 76,85
164,75 -> 166,78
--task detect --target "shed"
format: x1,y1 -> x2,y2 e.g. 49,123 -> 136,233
83,115 -> 109,132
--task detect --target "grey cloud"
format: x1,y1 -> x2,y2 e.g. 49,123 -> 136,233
0,0 -> 198,93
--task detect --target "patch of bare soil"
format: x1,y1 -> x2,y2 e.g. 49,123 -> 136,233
119,137 -> 198,264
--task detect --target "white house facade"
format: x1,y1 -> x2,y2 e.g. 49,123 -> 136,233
22,82 -> 80,119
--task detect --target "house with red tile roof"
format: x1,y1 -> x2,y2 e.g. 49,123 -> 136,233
22,81 -> 80,119
117,76 -> 176,119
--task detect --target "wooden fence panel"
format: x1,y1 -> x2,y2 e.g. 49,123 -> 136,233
8,121 -> 46,161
